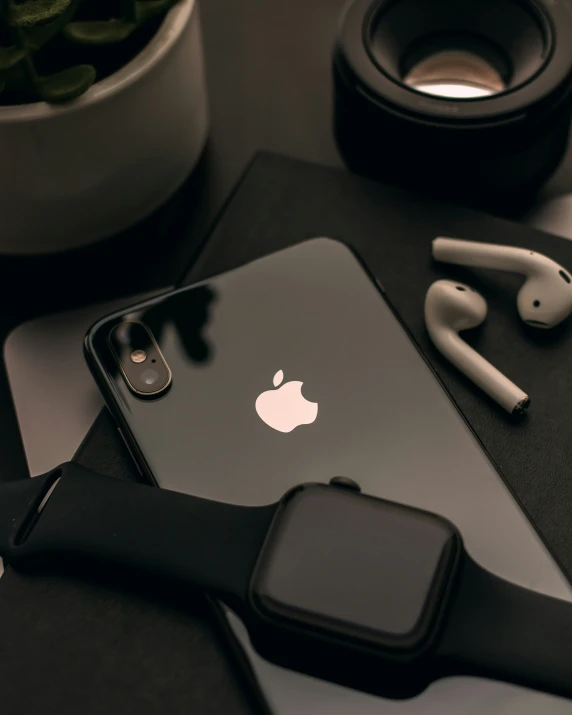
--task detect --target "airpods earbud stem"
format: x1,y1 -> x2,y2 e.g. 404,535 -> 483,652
433,237 -> 536,275
435,331 -> 530,415
425,280 -> 529,415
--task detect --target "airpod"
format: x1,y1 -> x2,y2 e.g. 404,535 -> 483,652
425,280 -> 529,415
433,237 -> 572,329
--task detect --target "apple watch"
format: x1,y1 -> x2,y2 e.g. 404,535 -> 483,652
1,463 -> 572,701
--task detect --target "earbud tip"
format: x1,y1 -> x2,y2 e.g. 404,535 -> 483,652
512,396 -> 530,416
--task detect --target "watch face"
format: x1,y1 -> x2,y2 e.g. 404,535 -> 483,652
251,484 -> 461,657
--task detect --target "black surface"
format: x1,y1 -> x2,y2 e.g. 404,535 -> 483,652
439,554 -> 572,700
2,0 -> 572,707
2,152 -> 572,714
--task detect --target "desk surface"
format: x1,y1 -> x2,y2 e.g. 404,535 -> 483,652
1,0 -> 572,487
2,5 -> 572,711
5,0 -> 572,480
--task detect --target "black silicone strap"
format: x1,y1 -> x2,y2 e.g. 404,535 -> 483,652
437,554 -> 572,699
0,462 -> 277,611
3,465 -> 572,700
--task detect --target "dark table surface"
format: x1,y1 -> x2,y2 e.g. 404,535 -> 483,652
2,0 -> 572,482
3,3 -> 572,713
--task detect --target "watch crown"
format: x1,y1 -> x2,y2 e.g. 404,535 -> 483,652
329,476 -> 361,493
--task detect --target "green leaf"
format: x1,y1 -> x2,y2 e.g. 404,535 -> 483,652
65,0 -> 176,44
0,45 -> 27,69
8,0 -> 73,27
21,0 -> 79,49
64,18 -> 136,44
35,63 -> 95,102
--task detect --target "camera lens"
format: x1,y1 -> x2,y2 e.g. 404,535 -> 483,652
114,322 -> 132,346
141,369 -> 159,386
109,320 -> 171,398
403,50 -> 506,99
334,0 -> 572,212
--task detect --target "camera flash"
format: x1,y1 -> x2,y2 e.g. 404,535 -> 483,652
130,349 -> 147,364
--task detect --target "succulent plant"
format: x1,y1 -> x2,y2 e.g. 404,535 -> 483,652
0,0 -> 179,104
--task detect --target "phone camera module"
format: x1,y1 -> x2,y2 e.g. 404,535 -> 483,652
109,321 -> 171,398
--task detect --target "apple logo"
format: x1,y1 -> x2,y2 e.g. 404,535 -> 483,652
255,370 -> 318,433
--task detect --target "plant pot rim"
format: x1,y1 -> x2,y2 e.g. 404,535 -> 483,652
0,0 -> 194,124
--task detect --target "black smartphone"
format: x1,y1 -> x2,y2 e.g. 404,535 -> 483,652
85,237 -> 492,504
85,237 -> 543,712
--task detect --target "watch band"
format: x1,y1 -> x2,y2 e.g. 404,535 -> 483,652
437,554 -> 572,699
1,462 -> 572,702
0,462 -> 277,612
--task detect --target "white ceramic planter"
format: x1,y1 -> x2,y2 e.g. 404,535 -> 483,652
0,0 -> 208,254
